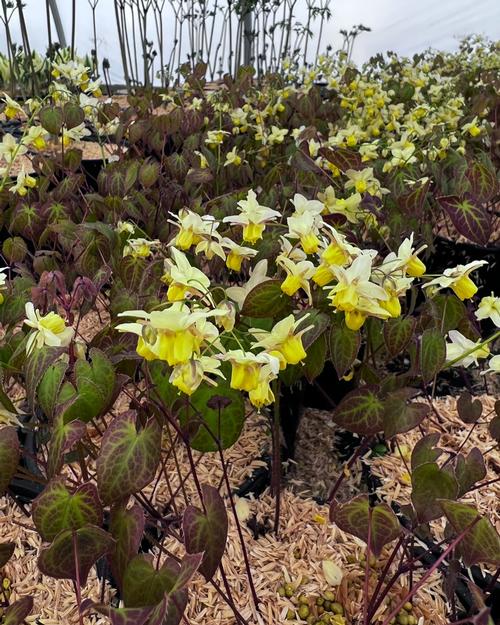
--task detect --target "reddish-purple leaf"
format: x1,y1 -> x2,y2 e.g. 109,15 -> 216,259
0,426 -> 19,496
456,392 -> 483,424
383,396 -> 428,439
319,146 -> 362,172
93,604 -> 156,625
332,386 -> 385,435
331,496 -> 401,556
438,194 -> 492,245
466,159 -> 498,204
38,525 -> 114,585
0,542 -> 15,568
96,413 -> 162,505
383,317 -> 415,359
33,478 -> 102,542
47,413 -> 86,477
398,178 -> 430,217
183,484 -> 228,580
108,502 -> 145,592
454,448 -> 486,497
3,596 -> 33,625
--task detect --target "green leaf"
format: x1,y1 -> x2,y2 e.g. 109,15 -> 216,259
63,102 -> 85,129
0,542 -> 15,568
411,433 -> 443,470
3,596 -> 33,625
454,448 -> 486,497
108,502 -> 145,593
329,322 -> 360,378
37,359 -> 68,420
0,426 -> 20,496
383,317 -> 415,359
440,500 -> 500,567
179,381 -> 245,452
331,496 -> 401,556
24,346 -> 65,411
332,386 -> 385,435
96,413 -> 161,505
122,553 -> 199,609
60,348 -> 116,423
383,392 -> 428,438
183,484 -> 228,580
430,295 -> 467,333
39,106 -> 63,135
411,462 -> 458,523
456,392 -> 483,424
47,413 -> 86,477
420,328 -> 446,384
438,194 -> 492,246
94,604 -> 157,625
32,478 -> 102,542
301,311 -> 330,350
240,280 -> 292,318
398,178 -> 430,217
303,333 -> 328,382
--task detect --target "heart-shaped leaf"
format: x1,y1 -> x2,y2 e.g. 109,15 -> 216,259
38,525 -> 114,585
383,317 -> 415,359
411,462 -> 459,523
3,596 -> 33,625
411,433 -> 443,470
454,448 -> 486,497
240,280 -> 292,318
179,382 -> 245,452
329,322 -> 360,378
318,146 -> 362,172
0,426 -> 20,496
24,346 -> 65,410
456,392 -> 483,424
183,484 -> 228,580
420,328 -> 446,384
440,500 -> 500,567
37,359 -> 68,420
438,194 -> 492,245
33,478 -> 102,542
383,394 -> 428,438
331,496 -> 401,556
332,386 -> 385,435
0,542 -> 15,568
466,159 -> 498,204
97,413 -> 161,505
108,502 -> 145,592
39,106 -> 63,135
303,332 -> 328,382
60,348 -> 116,423
47,413 -> 86,477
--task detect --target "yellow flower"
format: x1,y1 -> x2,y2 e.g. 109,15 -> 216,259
24,303 -> 74,355
162,247 -> 211,302
250,314 -> 313,368
223,350 -> 279,393
123,237 -> 159,259
424,260 -> 487,301
221,238 -> 257,272
169,356 -> 223,395
276,255 -> 315,303
224,147 -> 242,167
223,189 -> 280,244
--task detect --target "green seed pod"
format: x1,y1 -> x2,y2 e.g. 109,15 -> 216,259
298,595 -> 309,605
324,601 -> 332,611
324,591 -> 335,602
286,609 -> 296,620
307,616 -> 316,625
318,606 -> 325,615
321,613 -> 332,623
331,603 -> 344,615
398,614 -> 409,625
407,616 -> 417,625
278,586 -> 286,597
284,583 -> 295,598
404,603 -> 413,612
299,605 -> 311,619
316,597 -> 325,606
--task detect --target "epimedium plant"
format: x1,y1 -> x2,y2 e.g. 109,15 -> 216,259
0,36 -> 499,625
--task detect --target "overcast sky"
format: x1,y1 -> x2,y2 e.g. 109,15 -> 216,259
1,0 -> 499,83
